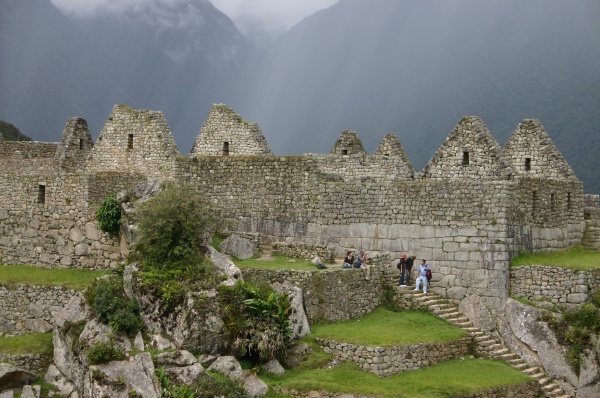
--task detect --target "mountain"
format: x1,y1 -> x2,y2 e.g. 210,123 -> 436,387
238,0 -> 600,193
1,0 -> 599,193
0,0 -> 252,149
0,120 -> 32,141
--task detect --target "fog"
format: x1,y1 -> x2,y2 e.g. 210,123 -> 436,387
1,0 -> 599,191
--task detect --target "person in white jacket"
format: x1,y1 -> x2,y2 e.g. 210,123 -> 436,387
414,259 -> 431,293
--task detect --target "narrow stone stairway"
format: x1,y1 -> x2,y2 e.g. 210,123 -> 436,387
394,287 -> 573,398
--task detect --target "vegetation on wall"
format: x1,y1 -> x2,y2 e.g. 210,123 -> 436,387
84,275 -> 144,337
131,182 -> 222,308
541,290 -> 600,374
219,280 -> 292,364
95,195 -> 122,237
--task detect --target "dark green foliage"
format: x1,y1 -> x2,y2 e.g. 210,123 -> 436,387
0,120 -> 32,141
156,366 -> 196,398
379,286 -> 399,312
542,301 -> 600,375
132,182 -> 221,307
84,276 -> 144,337
219,281 -> 292,364
191,371 -> 249,398
95,195 -> 121,236
87,339 -> 126,365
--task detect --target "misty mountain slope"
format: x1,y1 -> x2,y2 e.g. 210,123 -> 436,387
240,0 -> 600,192
0,0 -> 253,148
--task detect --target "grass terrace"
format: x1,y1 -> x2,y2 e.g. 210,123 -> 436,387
0,264 -> 111,290
233,253 -> 317,271
510,245 -> 600,271
0,332 -> 53,356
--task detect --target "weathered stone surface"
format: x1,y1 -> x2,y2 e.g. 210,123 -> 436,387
499,299 -> 578,388
0,363 -> 37,389
208,246 -> 243,286
578,337 -> 600,398
244,374 -> 268,397
208,356 -> 244,383
459,294 -> 496,332
219,234 -> 257,260
272,282 -> 310,339
44,365 -> 75,396
83,353 -> 160,398
164,363 -> 205,386
261,359 -> 285,376
156,350 -> 197,367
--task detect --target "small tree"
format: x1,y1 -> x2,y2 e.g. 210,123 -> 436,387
132,182 -> 221,306
95,195 -> 121,236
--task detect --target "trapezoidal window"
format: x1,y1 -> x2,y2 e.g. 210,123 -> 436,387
341,149 -> 348,155
128,134 -> 134,150
462,151 -> 470,166
222,141 -> 230,156
38,184 -> 46,204
525,157 -> 531,171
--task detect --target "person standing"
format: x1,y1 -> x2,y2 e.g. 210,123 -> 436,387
405,255 -> 416,286
397,254 -> 407,286
414,259 -> 431,293
357,250 -> 371,280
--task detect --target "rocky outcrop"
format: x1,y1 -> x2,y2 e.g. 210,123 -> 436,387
0,363 -> 37,390
219,234 -> 257,260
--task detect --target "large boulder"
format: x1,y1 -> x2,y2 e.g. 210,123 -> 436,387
156,350 -> 205,385
243,374 -> 268,397
208,246 -> 243,286
44,365 -> 75,396
83,353 -> 160,398
272,282 -> 310,339
219,235 -> 257,260
207,356 -> 245,383
459,294 -> 496,333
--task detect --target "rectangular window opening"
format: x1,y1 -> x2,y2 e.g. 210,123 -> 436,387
342,149 -> 348,155
38,184 -> 46,204
567,192 -> 572,210
79,138 -> 84,150
462,151 -> 470,166
128,134 -> 134,150
532,190 -> 538,218
525,157 -> 531,171
550,193 -> 556,212
222,141 -> 230,156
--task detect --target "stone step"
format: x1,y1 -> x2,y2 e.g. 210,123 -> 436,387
512,363 -> 528,370
490,348 -> 510,356
541,383 -> 562,393
477,339 -> 497,348
474,335 -> 492,342
531,372 -> 546,380
451,321 -> 474,328
523,367 -> 540,375
498,353 -> 519,361
483,344 -> 503,352
439,312 -> 462,319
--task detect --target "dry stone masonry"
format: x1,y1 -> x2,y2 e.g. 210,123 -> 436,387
0,103 -> 589,309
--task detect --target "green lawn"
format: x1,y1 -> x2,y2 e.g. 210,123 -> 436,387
510,245 -> 600,271
0,332 -> 53,356
233,254 -> 318,271
263,345 -> 530,398
0,264 -> 111,290
311,308 -> 467,346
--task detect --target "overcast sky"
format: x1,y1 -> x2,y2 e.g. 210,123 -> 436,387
50,0 -> 339,38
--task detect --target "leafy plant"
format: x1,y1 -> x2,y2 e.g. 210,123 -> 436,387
95,195 -> 122,236
219,281 -> 292,364
87,339 -> 126,365
84,276 -> 144,337
132,182 -> 222,307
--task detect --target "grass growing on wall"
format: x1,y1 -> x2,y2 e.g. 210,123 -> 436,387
0,332 -> 53,355
0,264 -> 110,290
311,308 -> 467,346
510,245 -> 600,270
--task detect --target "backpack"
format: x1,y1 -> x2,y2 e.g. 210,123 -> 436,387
317,263 -> 327,269
426,268 -> 432,281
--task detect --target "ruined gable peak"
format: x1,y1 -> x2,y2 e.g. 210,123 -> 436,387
421,116 -> 513,180
191,103 -> 273,156
374,133 -> 415,177
55,117 -> 93,168
502,119 -> 577,180
330,130 -> 366,156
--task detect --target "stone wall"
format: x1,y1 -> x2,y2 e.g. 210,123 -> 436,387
242,254 -> 392,323
0,141 -> 58,158
510,266 -> 600,304
0,284 -> 80,336
271,242 -> 334,262
0,353 -> 52,377
317,336 -> 472,376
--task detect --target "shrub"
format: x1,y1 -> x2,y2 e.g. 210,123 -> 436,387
84,276 -> 144,337
87,339 -> 126,365
95,195 -> 121,236
132,182 -> 222,307
219,281 -> 292,364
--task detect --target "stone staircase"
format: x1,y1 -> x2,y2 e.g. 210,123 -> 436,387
395,287 -> 574,398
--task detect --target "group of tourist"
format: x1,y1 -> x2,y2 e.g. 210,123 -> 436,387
341,250 -> 371,280
397,254 -> 431,293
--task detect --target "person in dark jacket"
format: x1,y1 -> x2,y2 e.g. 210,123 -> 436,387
397,254 -> 407,286
405,255 -> 416,286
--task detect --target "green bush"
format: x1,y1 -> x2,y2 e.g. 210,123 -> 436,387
132,182 -> 222,307
84,276 -> 144,337
96,195 -> 121,236
219,281 -> 292,364
87,339 -> 126,365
